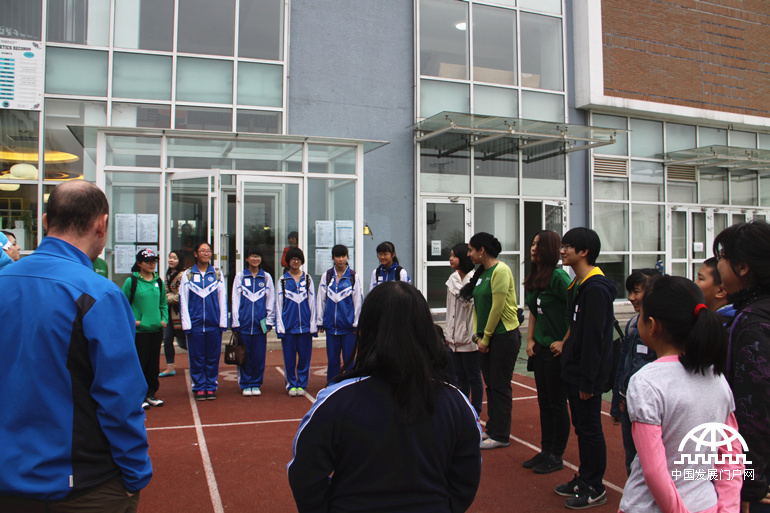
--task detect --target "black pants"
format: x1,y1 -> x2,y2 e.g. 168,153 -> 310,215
567,387 -> 606,493
452,350 -> 483,415
532,342 -> 570,458
480,329 -> 521,443
135,331 -> 162,396
0,475 -> 140,513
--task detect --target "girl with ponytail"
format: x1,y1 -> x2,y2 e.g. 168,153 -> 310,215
462,232 -> 521,450
619,275 -> 741,513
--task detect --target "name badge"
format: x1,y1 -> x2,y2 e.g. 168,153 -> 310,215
636,344 -> 649,355
537,307 -> 543,315
245,278 -> 252,287
476,278 -> 482,286
193,274 -> 201,283
155,282 -> 159,288
537,297 -> 541,305
378,275 -> 383,282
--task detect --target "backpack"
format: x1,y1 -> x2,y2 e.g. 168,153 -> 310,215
603,318 -> 626,393
325,268 -> 356,288
128,274 -> 164,305
281,273 -> 312,297
376,265 -> 403,282
186,267 -> 221,284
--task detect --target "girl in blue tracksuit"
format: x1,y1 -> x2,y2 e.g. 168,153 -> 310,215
180,242 -> 227,401
276,247 -> 317,396
316,244 -> 363,382
369,241 -> 411,292
232,246 -> 275,397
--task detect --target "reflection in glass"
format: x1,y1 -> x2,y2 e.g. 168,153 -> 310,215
239,0 -> 284,60
594,176 -> 628,200
632,254 -> 663,273
308,145 -> 356,175
596,254 -> 628,299
426,203 -> 466,262
420,0 -> 468,79
594,202 -> 628,251
178,0 -> 235,56
699,168 -> 727,205
47,0 -> 109,46
106,136 -> 161,167
631,161 -> 663,201
761,172 -> 770,207
1,110 -> 40,181
236,111 -> 282,134
427,265 -> 454,309
474,139 -> 518,195
0,184 -> 39,251
632,204 -> 664,252
420,144 -> 470,194
113,53 -> 172,100
2,1 -> 42,40
473,4 -> 516,85
44,99 -> 106,181
671,210 -> 686,259
668,182 -> 696,204
112,104 -> 172,129
45,48 -> 108,96
175,107 -> 232,132
523,150 -> 565,196
593,114 -> 628,156
520,13 -> 563,91
308,179 -> 354,284
731,170 -> 757,206
177,58 -> 233,104
474,198 -> 518,251
114,0 -> 173,51
692,211 -> 706,261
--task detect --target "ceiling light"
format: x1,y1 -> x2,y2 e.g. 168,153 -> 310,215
9,163 -> 38,179
455,22 -> 467,30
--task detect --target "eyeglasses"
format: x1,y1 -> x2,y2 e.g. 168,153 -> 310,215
197,249 -> 212,254
559,244 -> 573,251
290,257 -> 302,263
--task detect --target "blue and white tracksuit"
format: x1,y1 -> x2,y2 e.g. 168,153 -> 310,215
0,236 -> 152,499
369,262 -> 411,292
316,267 -> 363,381
180,265 -> 227,392
276,272 -> 317,390
231,268 -> 275,390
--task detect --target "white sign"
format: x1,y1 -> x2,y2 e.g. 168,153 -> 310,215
115,214 -> 137,243
693,242 -> 704,253
114,245 -> 136,274
315,248 -> 333,275
0,38 -> 44,110
335,220 -> 355,247
315,220 -> 334,248
137,214 -> 158,243
431,240 -> 442,256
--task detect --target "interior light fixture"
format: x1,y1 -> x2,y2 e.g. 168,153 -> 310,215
0,183 -> 21,192
455,22 -> 467,31
0,149 -> 79,164
9,163 -> 38,180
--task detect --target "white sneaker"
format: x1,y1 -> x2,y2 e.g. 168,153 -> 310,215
242,388 -> 253,397
251,387 -> 261,396
288,387 -> 298,397
296,388 -> 306,396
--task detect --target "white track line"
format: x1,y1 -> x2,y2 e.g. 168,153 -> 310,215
512,377 -> 612,417
147,418 -> 303,431
186,370 -> 225,513
479,421 -> 625,494
275,366 -> 317,403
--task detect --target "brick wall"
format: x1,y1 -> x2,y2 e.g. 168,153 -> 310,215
602,0 -> 770,118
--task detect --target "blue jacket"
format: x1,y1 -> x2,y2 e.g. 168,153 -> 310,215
316,267 -> 363,335
0,237 -> 152,499
369,262 -> 411,292
276,272 -> 317,336
179,264 -> 228,332
610,315 -> 657,417
232,268 -> 275,335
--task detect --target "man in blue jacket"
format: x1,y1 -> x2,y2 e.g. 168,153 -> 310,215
0,181 -> 152,511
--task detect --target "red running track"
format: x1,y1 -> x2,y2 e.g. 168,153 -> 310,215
138,348 -> 627,512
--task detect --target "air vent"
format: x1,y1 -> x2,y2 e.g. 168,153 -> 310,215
593,158 -> 628,177
667,165 -> 697,182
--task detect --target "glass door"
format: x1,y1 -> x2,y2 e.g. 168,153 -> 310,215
544,200 -> 567,236
670,207 -> 706,279
421,197 -> 472,310
236,176 -> 302,283
167,169 -> 222,274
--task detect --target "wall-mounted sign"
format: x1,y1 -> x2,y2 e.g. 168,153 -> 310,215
0,38 -> 44,111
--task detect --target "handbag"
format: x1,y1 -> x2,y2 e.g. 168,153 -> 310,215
224,331 -> 248,366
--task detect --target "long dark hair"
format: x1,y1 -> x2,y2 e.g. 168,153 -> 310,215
523,230 -> 561,292
460,232 -> 502,300
451,242 -> 474,274
641,275 -> 727,375
713,220 -> 770,292
337,281 -> 449,422
376,241 -> 399,265
166,249 -> 186,283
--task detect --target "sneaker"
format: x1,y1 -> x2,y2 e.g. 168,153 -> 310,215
482,432 -> 490,441
480,438 -> 510,449
533,455 -> 563,474
522,451 -> 548,469
206,390 -> 217,400
251,387 -> 261,396
288,387 -> 298,397
146,395 -> 164,407
295,388 -> 305,396
242,388 -> 253,397
554,474 -> 586,497
195,390 -> 206,401
565,487 -> 607,509
142,400 -> 150,410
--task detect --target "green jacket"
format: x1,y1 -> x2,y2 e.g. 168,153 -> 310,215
122,272 -> 169,333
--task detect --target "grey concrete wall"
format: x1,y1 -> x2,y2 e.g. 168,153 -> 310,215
288,0 -> 416,281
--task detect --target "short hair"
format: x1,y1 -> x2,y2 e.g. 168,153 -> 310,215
246,245 -> 263,258
451,242 -> 475,274
625,268 -> 660,293
701,257 -> 722,286
0,230 -> 14,241
332,244 -> 349,258
288,231 -> 298,241
561,227 -> 601,266
45,181 -> 109,236
285,247 -> 305,264
713,221 -> 770,290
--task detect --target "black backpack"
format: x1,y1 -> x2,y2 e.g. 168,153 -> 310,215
325,268 -> 356,288
603,318 -> 626,393
280,273 -> 312,297
128,274 -> 164,305
376,265 -> 403,282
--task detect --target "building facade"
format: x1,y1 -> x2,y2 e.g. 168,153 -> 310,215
1,0 -> 769,308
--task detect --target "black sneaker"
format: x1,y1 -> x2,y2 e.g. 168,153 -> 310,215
522,452 -> 548,469
533,455 -> 564,474
142,400 -> 150,410
206,390 -> 217,400
146,395 -> 164,407
195,390 -> 206,401
565,487 -> 607,509
554,474 -> 585,497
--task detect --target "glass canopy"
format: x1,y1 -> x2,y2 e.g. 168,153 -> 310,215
664,145 -> 770,170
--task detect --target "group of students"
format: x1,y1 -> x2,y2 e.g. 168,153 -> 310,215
123,238 -> 413,406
